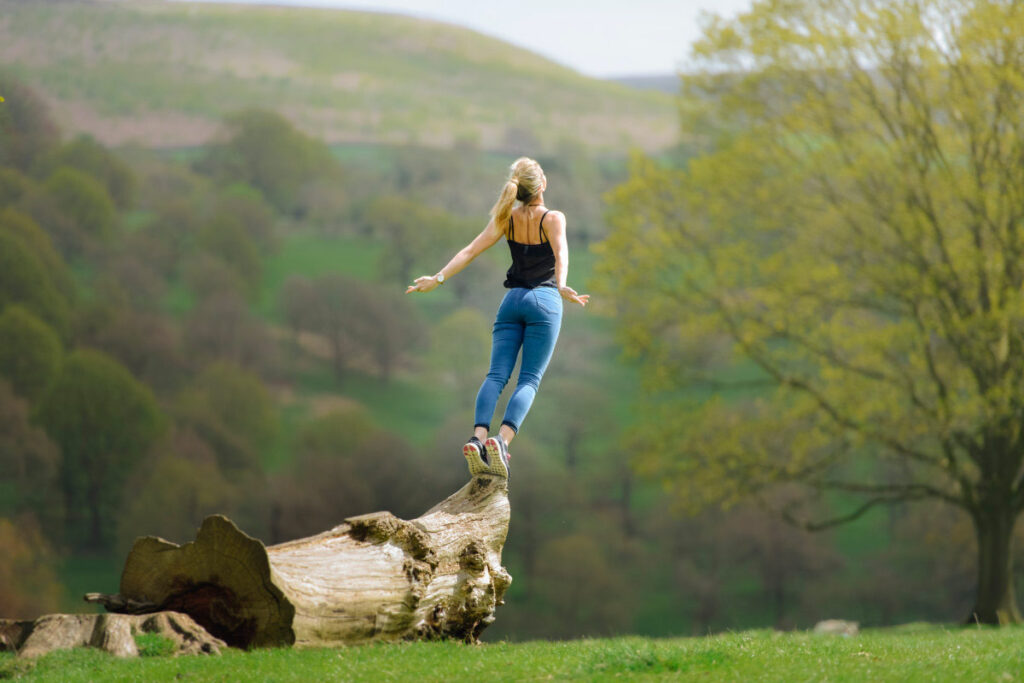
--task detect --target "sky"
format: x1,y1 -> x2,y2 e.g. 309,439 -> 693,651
180,0 -> 756,77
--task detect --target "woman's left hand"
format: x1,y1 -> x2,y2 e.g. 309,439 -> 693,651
406,275 -> 441,294
559,285 -> 590,307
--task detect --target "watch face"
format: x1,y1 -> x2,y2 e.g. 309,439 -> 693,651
437,274 -> 445,283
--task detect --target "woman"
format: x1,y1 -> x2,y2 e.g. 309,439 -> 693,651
406,157 -> 589,480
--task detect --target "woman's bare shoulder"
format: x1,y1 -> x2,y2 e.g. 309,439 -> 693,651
544,210 -> 567,228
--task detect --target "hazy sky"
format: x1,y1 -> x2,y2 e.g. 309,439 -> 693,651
181,0 -> 756,77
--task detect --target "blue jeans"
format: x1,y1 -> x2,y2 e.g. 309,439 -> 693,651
474,287 -> 563,434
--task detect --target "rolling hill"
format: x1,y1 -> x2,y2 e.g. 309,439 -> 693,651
0,0 -> 677,152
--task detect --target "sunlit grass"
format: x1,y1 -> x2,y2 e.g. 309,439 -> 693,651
2,1 -> 675,152
4,626 -> 1023,682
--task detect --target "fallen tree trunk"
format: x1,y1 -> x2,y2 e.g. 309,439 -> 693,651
86,475 -> 511,648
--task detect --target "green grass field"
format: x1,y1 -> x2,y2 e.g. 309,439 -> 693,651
2,626 -> 1021,682
0,0 -> 675,152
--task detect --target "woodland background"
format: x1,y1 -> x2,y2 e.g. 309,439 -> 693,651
0,0 -> 1010,639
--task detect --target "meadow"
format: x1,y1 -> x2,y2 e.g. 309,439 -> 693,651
0,0 -> 675,151
2,625 -> 1021,682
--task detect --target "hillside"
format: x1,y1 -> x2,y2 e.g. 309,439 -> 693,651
0,0 -> 677,152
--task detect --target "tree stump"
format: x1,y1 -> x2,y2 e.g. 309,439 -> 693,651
0,612 -> 225,658
87,475 -> 511,648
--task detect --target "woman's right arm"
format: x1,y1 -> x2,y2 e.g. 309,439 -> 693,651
406,219 -> 503,294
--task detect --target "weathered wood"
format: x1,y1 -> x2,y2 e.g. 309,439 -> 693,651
89,475 -> 511,648
0,612 -> 225,658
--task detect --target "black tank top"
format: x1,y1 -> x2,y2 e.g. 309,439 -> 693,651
504,210 -> 557,289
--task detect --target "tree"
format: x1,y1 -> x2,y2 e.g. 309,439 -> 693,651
357,288 -> 425,383
270,407 -> 436,542
44,166 -> 117,240
196,108 -> 338,217
597,0 -> 1024,624
36,349 -> 164,550
0,73 -> 59,172
75,297 -> 186,394
174,362 -> 278,476
116,429 -> 242,552
182,290 -> 275,371
34,134 -> 136,209
196,213 -> 264,298
286,273 -> 368,382
428,307 -> 491,404
0,230 -> 70,338
0,517 -> 62,619
0,305 -> 62,404
0,382 -> 62,536
91,476 -> 511,648
367,196 -> 476,290
0,167 -> 35,209
0,208 -> 76,300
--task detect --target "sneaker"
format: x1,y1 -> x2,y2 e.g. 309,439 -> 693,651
462,436 -> 489,477
484,436 -> 510,479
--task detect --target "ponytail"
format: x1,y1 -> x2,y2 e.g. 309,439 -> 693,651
490,179 -> 519,237
490,157 -> 544,238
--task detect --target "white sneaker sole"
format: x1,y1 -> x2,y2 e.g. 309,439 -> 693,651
484,437 -> 509,478
463,442 -> 489,476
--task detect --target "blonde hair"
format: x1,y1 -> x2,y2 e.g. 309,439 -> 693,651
490,157 -> 544,236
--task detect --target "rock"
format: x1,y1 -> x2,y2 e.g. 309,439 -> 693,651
813,619 -> 859,636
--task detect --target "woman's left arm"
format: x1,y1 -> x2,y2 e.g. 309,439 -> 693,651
545,211 -> 590,307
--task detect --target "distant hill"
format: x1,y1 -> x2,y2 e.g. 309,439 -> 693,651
612,75 -> 680,95
0,0 -> 677,152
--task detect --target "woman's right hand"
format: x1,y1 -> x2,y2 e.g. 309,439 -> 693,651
406,275 -> 440,294
559,285 -> 590,307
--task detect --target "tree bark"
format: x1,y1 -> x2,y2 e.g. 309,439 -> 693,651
87,475 -> 511,648
968,505 -> 1022,624
0,612 -> 225,658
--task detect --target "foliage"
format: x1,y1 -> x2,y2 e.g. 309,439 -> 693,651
0,208 -> 75,301
35,349 -> 164,550
0,71 -> 58,172
269,406 -> 449,541
74,301 -> 186,394
197,109 -> 338,217
174,363 -> 279,475
0,167 -> 34,208
0,382 -> 62,535
0,516 -> 62,619
196,214 -> 264,297
0,306 -> 62,404
34,135 -> 136,209
428,307 -> 491,404
41,166 -> 117,251
0,230 -> 70,338
182,291 -> 276,371
280,273 -> 419,381
117,429 -> 243,551
597,0 -> 1024,624
367,195 -> 454,288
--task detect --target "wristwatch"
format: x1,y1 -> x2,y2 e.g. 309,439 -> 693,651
435,272 -> 445,284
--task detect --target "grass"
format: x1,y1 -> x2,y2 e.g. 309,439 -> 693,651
3,626 -> 1023,681
0,0 -> 676,152
257,234 -> 384,321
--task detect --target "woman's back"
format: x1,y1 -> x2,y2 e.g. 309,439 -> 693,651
505,205 -> 556,289
507,205 -> 551,245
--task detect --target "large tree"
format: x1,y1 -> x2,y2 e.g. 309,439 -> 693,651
597,0 -> 1024,624
36,349 -> 164,550
196,108 -> 339,218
